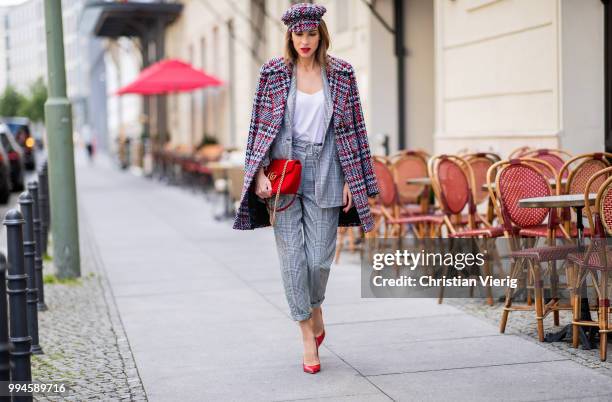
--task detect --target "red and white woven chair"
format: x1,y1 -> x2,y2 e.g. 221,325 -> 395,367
373,155 -> 445,239
508,146 -> 533,159
335,156 -> 391,263
465,152 -> 501,226
428,155 -> 500,236
490,158 -> 577,341
557,152 -> 612,236
522,148 -> 572,180
567,168 -> 612,360
391,150 -> 432,219
428,155 -> 505,305
369,156 -> 401,238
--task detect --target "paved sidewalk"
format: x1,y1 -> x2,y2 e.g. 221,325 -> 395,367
0,155 -> 146,401
76,155 -> 612,402
30,237 -> 146,401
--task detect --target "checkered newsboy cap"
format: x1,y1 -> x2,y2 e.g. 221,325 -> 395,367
281,3 -> 327,33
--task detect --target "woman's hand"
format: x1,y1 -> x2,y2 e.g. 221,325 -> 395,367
342,182 -> 353,213
255,167 -> 272,199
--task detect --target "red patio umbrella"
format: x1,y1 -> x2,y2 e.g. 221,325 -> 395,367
117,59 -> 223,95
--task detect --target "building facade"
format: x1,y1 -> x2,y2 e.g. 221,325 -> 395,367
163,0 -> 389,154
110,0 -> 607,160
0,8 -> 9,91
2,0 -> 46,94
433,0 -> 604,156
0,0 -> 108,150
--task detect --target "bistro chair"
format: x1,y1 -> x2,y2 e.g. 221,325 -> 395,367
370,155 -> 445,239
465,152 -> 501,225
557,153 -> 612,235
428,154 -> 505,304
567,172 -> 612,360
336,156 -> 391,263
390,150 -> 431,218
391,148 -> 430,161
508,146 -> 532,159
428,154 -> 478,234
490,158 -> 577,341
558,153 -> 612,196
335,226 -> 361,264
429,155 -> 504,233
370,156 -> 398,238
194,144 -> 224,194
522,149 -> 572,180
337,156 -> 395,262
489,157 -> 568,238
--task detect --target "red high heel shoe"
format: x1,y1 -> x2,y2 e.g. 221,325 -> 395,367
303,337 -> 321,374
315,330 -> 325,347
303,360 -> 320,374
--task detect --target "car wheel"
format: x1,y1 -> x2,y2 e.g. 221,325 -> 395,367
0,181 -> 10,204
12,180 -> 24,192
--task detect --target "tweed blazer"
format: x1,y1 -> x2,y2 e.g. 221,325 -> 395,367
232,54 -> 380,232
260,62 -> 345,208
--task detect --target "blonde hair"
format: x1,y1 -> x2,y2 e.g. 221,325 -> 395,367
283,19 -> 331,68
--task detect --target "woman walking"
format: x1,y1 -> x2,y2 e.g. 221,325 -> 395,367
233,2 -> 379,374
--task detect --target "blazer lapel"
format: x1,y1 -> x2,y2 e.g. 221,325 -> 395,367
286,63 -> 298,130
321,63 -> 334,132
269,64 -> 291,131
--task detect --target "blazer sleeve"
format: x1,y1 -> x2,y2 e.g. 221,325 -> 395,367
348,67 -> 380,198
245,65 -> 270,170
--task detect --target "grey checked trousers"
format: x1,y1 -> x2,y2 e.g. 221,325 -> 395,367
271,138 -> 341,321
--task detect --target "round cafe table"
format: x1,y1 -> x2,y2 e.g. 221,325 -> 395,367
518,193 -> 596,241
405,177 -> 431,185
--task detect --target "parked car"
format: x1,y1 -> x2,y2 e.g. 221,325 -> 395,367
0,124 -> 25,192
0,125 -> 15,203
1,117 -> 36,170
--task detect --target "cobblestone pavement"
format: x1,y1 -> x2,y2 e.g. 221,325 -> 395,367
28,212 -> 147,401
448,297 -> 612,376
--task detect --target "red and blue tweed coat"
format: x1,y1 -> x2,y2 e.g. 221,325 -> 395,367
232,54 -> 380,232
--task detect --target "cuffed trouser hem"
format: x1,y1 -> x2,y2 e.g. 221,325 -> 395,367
310,298 -> 324,308
293,312 -> 312,322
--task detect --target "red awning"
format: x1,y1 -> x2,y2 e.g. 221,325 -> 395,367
117,59 -> 223,95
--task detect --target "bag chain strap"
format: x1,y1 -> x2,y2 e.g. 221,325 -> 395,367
268,160 -> 290,226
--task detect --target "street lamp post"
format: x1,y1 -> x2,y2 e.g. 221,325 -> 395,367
43,0 -> 81,278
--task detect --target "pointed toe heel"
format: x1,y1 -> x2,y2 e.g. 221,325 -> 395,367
303,362 -> 321,374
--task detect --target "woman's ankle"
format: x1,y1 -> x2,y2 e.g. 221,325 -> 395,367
310,307 -> 324,335
302,335 -> 319,363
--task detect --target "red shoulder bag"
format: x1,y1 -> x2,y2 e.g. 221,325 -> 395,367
263,159 -> 302,225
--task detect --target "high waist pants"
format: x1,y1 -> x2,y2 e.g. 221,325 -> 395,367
272,138 -> 341,321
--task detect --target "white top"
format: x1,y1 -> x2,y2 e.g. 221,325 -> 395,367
292,88 -> 326,144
